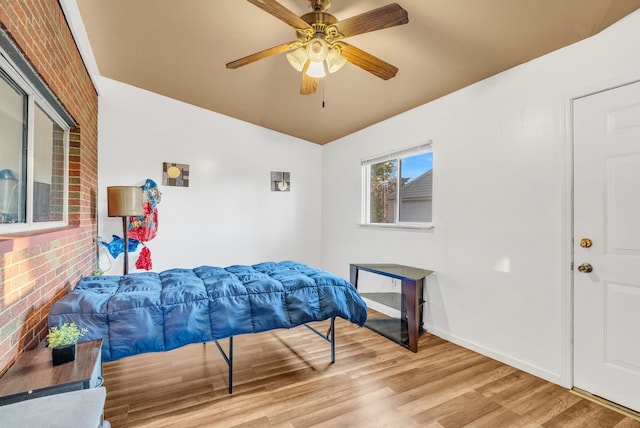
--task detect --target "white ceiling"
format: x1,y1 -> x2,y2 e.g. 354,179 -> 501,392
75,0 -> 640,144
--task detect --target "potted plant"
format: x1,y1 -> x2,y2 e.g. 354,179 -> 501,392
47,322 -> 88,365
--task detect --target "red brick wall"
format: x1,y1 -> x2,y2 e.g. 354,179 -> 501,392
0,0 -> 98,373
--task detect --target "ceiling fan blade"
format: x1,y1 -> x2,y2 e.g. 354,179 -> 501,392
247,0 -> 312,31
333,3 -> 408,38
340,44 -> 398,80
226,42 -> 295,69
300,60 -> 318,95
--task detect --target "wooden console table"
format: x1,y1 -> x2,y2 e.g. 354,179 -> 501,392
350,264 -> 433,352
0,339 -> 103,405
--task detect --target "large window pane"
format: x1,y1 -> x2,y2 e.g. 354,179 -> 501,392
33,105 -> 64,222
0,71 -> 27,224
0,56 -> 69,230
399,152 -> 433,222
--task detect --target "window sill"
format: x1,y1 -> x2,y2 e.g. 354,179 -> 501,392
358,223 -> 434,232
0,226 -> 83,255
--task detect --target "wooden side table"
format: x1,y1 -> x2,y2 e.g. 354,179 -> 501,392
350,263 -> 433,352
0,339 -> 103,405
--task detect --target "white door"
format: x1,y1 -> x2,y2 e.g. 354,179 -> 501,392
573,81 -> 640,412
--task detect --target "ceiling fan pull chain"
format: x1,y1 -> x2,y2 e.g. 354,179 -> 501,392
322,80 -> 325,108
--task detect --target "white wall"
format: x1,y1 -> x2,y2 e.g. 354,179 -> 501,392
97,77 -> 322,273
321,10 -> 640,385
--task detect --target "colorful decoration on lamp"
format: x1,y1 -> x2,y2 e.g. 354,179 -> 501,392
135,246 -> 152,270
101,235 -> 141,258
127,179 -> 162,271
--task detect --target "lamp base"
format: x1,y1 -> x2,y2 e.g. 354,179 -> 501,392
122,216 -> 129,275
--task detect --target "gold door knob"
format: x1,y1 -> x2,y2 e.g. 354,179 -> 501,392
577,263 -> 593,273
580,238 -> 593,248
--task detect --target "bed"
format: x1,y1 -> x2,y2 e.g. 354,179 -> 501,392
48,261 -> 367,392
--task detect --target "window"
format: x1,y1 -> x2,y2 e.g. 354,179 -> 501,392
0,50 -> 69,230
362,143 -> 433,228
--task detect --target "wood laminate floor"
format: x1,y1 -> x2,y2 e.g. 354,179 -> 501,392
103,316 -> 640,427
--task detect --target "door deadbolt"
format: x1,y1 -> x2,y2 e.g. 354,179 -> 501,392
580,238 -> 593,248
577,263 -> 593,273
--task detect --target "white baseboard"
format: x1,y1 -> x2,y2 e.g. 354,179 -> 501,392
360,299 -> 561,386
426,324 -> 562,386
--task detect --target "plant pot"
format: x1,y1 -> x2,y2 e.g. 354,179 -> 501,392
52,343 -> 76,366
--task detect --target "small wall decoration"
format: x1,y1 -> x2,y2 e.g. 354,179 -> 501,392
163,162 -> 189,187
271,171 -> 290,192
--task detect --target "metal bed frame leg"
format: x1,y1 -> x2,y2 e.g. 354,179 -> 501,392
213,337 -> 233,394
228,337 -> 233,393
327,317 -> 335,363
304,316 -> 336,364
212,317 -> 336,394
331,317 -> 335,363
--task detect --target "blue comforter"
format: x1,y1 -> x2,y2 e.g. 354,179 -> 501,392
48,261 -> 367,361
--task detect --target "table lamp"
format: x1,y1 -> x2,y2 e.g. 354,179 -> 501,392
107,186 -> 143,274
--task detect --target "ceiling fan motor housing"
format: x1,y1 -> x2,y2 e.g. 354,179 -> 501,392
300,12 -> 340,43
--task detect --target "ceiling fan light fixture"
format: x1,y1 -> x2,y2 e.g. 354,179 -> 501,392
227,1 -> 409,95
326,49 -> 346,73
306,60 -> 326,78
286,47 -> 308,72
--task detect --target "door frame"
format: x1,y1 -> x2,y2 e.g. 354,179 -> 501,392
561,72 -> 640,388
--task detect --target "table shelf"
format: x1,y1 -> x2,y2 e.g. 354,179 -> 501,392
0,339 -> 103,405
351,264 -> 432,353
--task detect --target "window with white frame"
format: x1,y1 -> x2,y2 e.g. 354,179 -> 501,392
361,142 -> 433,227
0,50 -> 69,230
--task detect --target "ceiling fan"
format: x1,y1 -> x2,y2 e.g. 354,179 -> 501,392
226,0 -> 409,95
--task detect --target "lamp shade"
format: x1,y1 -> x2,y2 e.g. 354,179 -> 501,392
326,49 -> 346,73
107,186 -> 143,217
286,47 -> 308,72
306,38 -> 328,62
306,61 -> 326,78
